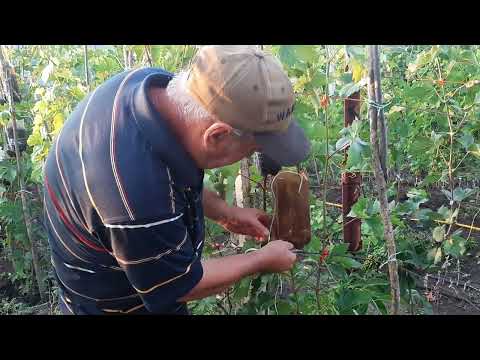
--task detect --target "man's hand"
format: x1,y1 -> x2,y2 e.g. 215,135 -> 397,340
218,207 -> 271,242
203,188 -> 272,242
180,240 -> 296,302
257,240 -> 297,273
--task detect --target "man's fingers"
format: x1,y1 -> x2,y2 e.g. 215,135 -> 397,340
257,212 -> 272,228
253,219 -> 269,238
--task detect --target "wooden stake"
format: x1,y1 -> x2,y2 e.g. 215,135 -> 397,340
367,45 -> 400,315
144,45 -> 153,67
83,45 -> 90,91
234,158 -> 251,247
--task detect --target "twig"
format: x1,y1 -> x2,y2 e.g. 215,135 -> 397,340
215,300 -> 230,315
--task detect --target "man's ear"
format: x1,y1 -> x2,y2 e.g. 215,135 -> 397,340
203,122 -> 232,147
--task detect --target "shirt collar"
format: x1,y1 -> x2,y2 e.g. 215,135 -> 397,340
132,69 -> 204,189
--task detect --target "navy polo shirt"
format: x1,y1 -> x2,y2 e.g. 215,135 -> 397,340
43,68 -> 205,314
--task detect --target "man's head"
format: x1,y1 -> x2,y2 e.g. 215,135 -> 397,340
163,45 -> 310,169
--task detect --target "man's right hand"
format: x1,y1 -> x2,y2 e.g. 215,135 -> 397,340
257,240 -> 297,273
180,239 -> 297,303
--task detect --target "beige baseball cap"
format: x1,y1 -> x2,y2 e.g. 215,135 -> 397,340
185,45 -> 310,166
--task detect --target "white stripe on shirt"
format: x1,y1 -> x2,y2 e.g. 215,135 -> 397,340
104,213 -> 183,229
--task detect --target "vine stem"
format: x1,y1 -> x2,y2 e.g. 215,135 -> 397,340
321,45 -> 331,243
290,268 -> 300,314
436,57 -> 456,237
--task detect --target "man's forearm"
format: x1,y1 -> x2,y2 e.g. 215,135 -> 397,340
179,251 -> 265,302
202,188 -> 231,223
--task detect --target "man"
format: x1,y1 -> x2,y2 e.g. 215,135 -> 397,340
44,45 -> 311,315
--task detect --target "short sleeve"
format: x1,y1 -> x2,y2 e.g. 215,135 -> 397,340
106,214 -> 203,313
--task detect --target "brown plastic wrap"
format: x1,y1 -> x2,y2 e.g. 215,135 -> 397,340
270,171 -> 311,249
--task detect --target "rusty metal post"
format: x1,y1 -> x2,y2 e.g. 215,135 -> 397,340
342,91 -> 362,251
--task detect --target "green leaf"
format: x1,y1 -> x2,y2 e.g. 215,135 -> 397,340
278,46 -> 297,68
345,45 -> 366,62
458,132 -> 474,149
435,205 -> 458,224
409,137 -> 433,156
278,45 -> 317,69
233,278 -> 251,300
388,105 -> 406,115
331,256 -> 362,269
406,85 -> 433,99
406,188 -> 429,206
276,300 -> 294,315
394,201 -> 415,216
329,243 -> 349,257
469,144 -> 480,158
420,173 -> 441,187
339,73 -> 353,84
294,46 -> 318,63
452,187 -> 475,202
335,137 -> 350,151
309,71 -> 326,88
437,205 -> 449,219
406,46 -> 439,77
414,208 -> 437,224
475,91 -> 480,104
339,82 -> 361,98
432,226 -> 445,243
346,141 -> 363,168
365,217 -> 384,239
348,197 -> 368,219
443,235 -> 466,258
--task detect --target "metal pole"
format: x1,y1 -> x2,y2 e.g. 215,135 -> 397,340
342,91 -> 362,251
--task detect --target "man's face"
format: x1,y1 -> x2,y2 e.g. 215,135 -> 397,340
200,122 -> 259,169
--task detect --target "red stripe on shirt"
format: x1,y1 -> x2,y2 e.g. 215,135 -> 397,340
45,175 -> 108,253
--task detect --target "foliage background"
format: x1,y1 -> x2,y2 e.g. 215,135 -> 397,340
0,45 -> 479,314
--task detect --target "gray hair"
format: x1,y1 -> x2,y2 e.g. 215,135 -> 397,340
166,70 -> 212,122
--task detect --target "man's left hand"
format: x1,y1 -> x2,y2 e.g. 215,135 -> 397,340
218,207 -> 271,242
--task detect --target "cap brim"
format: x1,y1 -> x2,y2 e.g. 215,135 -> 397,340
254,119 -> 311,167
